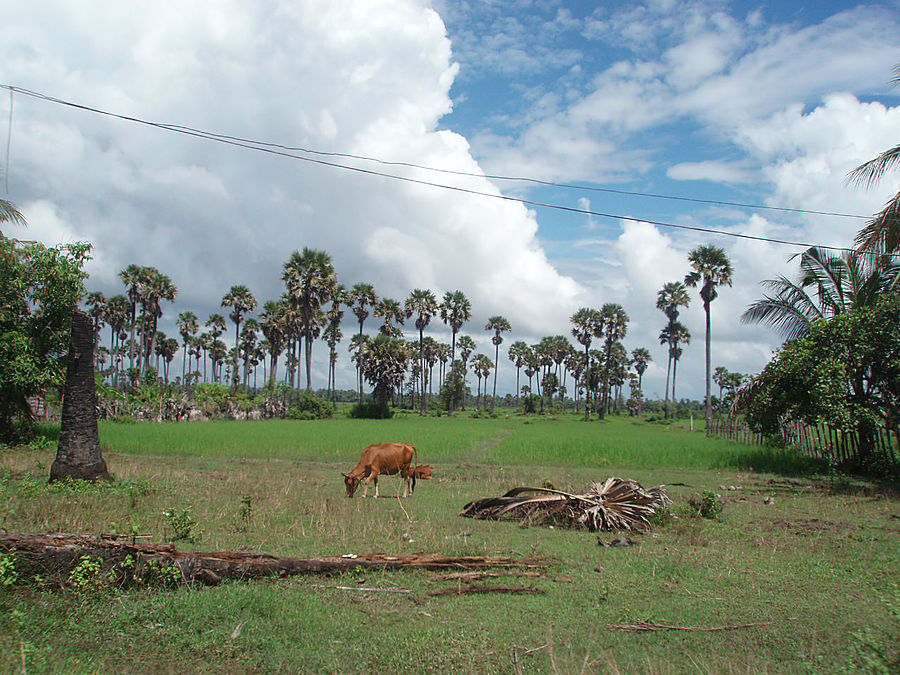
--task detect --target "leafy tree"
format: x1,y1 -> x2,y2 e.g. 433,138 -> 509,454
485,315 -> 511,413
685,244 -> 733,427
1,226 -> 91,440
740,295 -> 900,472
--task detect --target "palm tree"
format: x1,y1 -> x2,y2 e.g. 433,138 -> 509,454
599,303 -> 629,418
507,341 -> 529,405
456,335 -> 476,410
359,334 -> 409,413
176,311 -> 199,386
472,354 -> 493,409
485,315 -> 511,413
374,298 -> 404,337
570,307 -> 603,421
0,197 -> 26,231
656,281 -> 691,419
630,347 -> 651,391
139,269 -> 177,375
323,286 -> 348,405
221,285 -> 257,385
118,264 -> 145,373
847,66 -> 900,254
685,244 -> 733,427
260,300 -> 288,389
349,282 -> 378,402
405,289 -> 438,415
205,313 -> 227,383
239,318 -> 260,388
740,246 -> 899,341
439,290 -> 472,416
282,248 -> 337,392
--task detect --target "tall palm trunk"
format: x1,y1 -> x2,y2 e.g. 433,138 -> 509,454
703,300 -> 712,428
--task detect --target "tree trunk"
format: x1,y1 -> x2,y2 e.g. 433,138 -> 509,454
0,533 -> 553,586
50,308 -> 111,483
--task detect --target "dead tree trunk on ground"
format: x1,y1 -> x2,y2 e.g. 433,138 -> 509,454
1,532 -> 554,586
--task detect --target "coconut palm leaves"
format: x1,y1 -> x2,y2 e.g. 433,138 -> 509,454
460,478 -> 670,532
847,66 -> 900,254
741,246 -> 900,341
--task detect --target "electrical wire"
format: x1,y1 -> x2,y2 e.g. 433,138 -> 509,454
0,84 -> 883,256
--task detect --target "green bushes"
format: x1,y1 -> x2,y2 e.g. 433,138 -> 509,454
285,392 -> 334,420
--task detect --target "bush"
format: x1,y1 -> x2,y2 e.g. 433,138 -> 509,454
349,402 -> 392,419
286,392 -> 334,420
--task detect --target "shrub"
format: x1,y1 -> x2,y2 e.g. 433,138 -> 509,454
348,402 -> 392,419
688,490 -> 723,519
286,392 -> 334,420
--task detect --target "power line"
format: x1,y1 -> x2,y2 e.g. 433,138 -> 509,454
0,84 -> 879,256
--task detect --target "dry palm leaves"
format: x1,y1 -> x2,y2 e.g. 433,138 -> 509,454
460,477 -> 670,532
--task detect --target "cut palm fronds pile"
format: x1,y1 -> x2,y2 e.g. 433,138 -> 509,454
460,477 -> 670,532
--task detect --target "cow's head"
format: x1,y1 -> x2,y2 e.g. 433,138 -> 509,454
343,472 -> 360,498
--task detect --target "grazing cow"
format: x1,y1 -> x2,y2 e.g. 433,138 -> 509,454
343,442 -> 418,498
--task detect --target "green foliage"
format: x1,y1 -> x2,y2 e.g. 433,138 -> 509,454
0,549 -> 18,587
0,237 -> 91,441
521,394 -> 541,414
286,391 -> 334,420
164,506 -> 199,543
348,401 -> 392,419
67,555 -> 113,593
688,489 -> 723,519
741,295 -> 900,474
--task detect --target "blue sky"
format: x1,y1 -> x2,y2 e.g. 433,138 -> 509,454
2,0 -> 898,400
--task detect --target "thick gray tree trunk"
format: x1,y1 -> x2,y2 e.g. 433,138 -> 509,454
50,308 -> 111,482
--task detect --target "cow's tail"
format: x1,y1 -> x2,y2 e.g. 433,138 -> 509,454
411,445 -> 419,493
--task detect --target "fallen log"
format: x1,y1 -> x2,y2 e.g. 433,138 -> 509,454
0,533 -> 555,586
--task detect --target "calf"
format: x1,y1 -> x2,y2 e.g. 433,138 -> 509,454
343,442 -> 418,498
402,464 -> 434,493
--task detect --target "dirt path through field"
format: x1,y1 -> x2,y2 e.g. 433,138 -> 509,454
460,427 -> 515,464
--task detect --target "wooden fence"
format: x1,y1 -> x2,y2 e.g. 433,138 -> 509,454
707,415 -> 900,468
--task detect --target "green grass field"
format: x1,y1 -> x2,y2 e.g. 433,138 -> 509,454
2,415 -> 898,673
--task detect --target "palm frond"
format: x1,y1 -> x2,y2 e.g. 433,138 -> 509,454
854,192 -> 900,254
460,478 -> 670,533
847,143 -> 900,189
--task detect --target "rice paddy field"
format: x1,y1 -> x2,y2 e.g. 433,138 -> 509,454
1,414 -> 898,673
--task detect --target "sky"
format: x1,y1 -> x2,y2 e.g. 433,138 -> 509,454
2,0 -> 899,401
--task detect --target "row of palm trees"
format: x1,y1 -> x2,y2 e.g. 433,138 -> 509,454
84,243 -> 741,418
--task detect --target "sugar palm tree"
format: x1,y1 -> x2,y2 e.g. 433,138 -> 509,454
405,288 -> 438,415
118,264 -> 145,372
323,286 -> 348,405
630,347 -> 651,391
847,66 -> 900,253
260,300 -> 288,389
656,281 -> 691,418
740,246 -> 899,341
685,244 -> 733,427
485,315 -> 511,413
472,353 -> 493,409
176,311 -> 199,386
456,335 -> 476,410
221,285 -> 257,385
507,340 -> 529,405
570,307 -> 603,420
599,304 -> 628,418
349,282 -> 378,402
359,334 -> 409,412
374,297 -> 404,337
282,248 -> 337,392
439,290 -> 472,416
136,268 -> 176,375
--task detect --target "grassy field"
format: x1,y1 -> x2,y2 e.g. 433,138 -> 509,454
1,415 -> 898,673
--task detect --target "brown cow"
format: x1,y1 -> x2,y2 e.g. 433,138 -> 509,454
343,442 -> 418,498
402,464 -> 434,493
